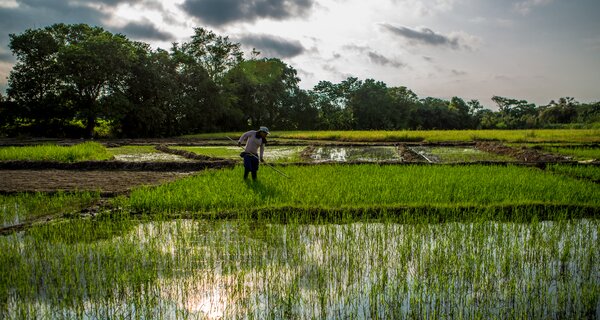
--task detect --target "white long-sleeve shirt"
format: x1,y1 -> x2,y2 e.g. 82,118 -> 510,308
239,130 -> 265,160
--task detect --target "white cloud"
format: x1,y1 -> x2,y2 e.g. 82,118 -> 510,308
392,0 -> 461,17
0,0 -> 18,8
513,0 -> 553,15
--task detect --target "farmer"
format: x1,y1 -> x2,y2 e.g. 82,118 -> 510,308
238,126 -> 269,180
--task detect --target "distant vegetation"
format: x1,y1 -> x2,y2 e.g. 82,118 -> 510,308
0,23 -> 598,138
187,129 -> 600,143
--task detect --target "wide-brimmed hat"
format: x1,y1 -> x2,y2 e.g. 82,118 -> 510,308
258,126 -> 270,134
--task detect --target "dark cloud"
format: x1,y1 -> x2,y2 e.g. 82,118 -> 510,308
181,0 -> 315,26
112,20 -> 174,41
367,51 -> 404,68
239,34 -> 305,58
342,44 -> 404,68
1,1 -> 108,34
380,23 -> 462,49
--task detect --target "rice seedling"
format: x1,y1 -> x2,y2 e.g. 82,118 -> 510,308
547,164 -> 600,182
0,192 -> 99,228
411,146 -> 515,163
1,217 -> 597,318
541,147 -> 600,160
0,142 -> 112,162
128,165 -> 600,218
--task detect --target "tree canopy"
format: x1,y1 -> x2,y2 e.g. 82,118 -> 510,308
1,24 -> 599,138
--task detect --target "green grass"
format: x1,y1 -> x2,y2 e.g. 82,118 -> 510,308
183,129 -> 600,143
128,165 -> 600,217
548,164 -> 600,182
0,142 -> 113,162
0,192 -> 100,227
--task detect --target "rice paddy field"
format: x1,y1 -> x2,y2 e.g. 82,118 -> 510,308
184,129 -> 600,143
0,142 -> 112,162
0,131 -> 599,318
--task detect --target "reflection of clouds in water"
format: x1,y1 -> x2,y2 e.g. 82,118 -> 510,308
113,153 -> 192,162
311,147 -> 400,162
264,146 -> 304,160
105,219 -> 598,318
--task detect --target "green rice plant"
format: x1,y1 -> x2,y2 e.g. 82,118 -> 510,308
414,146 -> 515,162
0,142 -> 112,162
547,164 -> 600,182
0,192 -> 100,228
174,146 -> 242,159
1,218 -> 596,318
128,165 -> 600,216
542,147 -> 600,160
184,129 -> 600,143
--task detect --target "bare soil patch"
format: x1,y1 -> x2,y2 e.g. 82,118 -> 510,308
0,170 -> 193,195
475,142 -> 571,162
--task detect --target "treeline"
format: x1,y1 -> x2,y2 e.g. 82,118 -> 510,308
0,24 -> 598,138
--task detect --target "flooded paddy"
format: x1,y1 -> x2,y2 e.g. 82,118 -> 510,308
308,146 -> 401,162
175,146 -> 305,162
108,146 -> 193,162
410,146 -> 515,163
2,218 -> 597,319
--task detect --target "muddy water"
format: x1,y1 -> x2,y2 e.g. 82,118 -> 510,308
310,146 -> 401,162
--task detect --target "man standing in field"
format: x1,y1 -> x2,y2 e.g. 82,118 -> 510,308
238,126 -> 269,180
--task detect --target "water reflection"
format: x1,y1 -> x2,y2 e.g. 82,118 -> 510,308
4,219 -> 598,319
131,220 -> 599,318
311,147 -> 401,162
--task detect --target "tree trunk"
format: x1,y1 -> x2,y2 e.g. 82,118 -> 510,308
85,115 -> 96,138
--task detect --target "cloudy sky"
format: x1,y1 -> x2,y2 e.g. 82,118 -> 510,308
1,0 -> 599,108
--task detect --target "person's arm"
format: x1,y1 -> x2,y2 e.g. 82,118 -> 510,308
259,143 -> 265,162
238,131 -> 251,146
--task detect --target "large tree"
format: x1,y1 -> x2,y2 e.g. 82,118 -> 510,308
7,26 -> 68,133
8,24 -> 136,137
224,58 -> 304,129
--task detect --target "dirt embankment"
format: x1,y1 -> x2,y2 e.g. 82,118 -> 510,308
397,145 -> 427,162
475,142 -> 572,162
155,144 -> 215,161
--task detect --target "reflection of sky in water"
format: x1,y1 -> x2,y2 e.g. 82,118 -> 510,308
117,220 -> 598,319
311,147 -> 400,162
6,219 -> 597,318
1,203 -> 22,227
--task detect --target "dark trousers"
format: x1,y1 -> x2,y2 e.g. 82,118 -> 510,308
243,154 -> 259,180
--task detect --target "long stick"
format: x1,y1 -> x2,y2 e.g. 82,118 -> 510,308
226,136 -> 291,179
